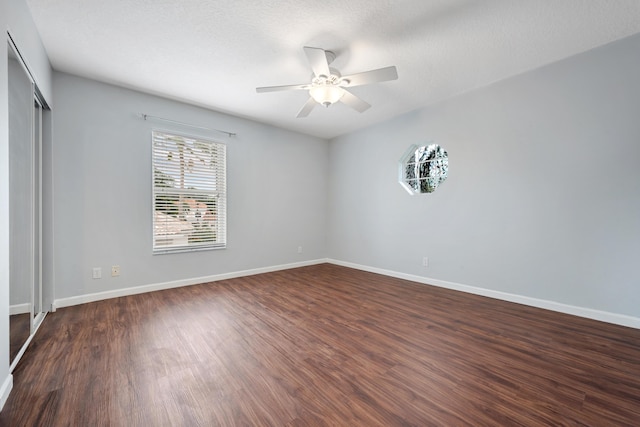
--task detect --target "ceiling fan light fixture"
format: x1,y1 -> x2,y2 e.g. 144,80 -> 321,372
309,84 -> 344,107
256,46 -> 398,117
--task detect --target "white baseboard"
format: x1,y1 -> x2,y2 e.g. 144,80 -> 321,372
50,257 -> 639,330
0,374 -> 12,412
9,303 -> 30,315
327,259 -> 640,330
53,259 -> 329,310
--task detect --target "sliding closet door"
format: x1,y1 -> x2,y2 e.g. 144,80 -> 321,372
8,39 -> 46,368
8,42 -> 34,364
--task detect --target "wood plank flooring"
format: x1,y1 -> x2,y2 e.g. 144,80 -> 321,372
1,263 -> 639,426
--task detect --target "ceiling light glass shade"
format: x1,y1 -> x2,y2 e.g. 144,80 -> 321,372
309,85 -> 344,107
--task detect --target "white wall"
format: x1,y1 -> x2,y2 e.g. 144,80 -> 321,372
1,0 -> 53,410
328,33 -> 640,321
51,72 -> 328,301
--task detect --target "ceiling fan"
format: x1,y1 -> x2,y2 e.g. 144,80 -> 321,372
256,46 -> 398,118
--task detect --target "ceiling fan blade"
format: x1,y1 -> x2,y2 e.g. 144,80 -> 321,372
256,83 -> 309,93
340,89 -> 371,113
341,66 -> 398,87
296,97 -> 317,118
304,46 -> 331,78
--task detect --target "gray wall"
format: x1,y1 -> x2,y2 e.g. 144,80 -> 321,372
51,73 -> 328,300
1,0 -> 53,407
328,33 -> 640,319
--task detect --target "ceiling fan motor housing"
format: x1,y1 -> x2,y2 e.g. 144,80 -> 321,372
311,69 -> 342,86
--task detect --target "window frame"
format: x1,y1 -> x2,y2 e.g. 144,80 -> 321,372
151,129 -> 227,254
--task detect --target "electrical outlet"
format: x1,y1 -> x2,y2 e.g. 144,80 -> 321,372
422,257 -> 429,267
297,246 -> 303,254
111,265 -> 121,277
92,267 -> 102,279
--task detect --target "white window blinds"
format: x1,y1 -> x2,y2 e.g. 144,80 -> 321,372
152,130 -> 226,253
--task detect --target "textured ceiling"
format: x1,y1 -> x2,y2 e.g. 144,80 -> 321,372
25,0 -> 640,139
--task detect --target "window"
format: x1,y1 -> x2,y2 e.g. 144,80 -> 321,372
152,130 -> 226,253
399,143 -> 449,194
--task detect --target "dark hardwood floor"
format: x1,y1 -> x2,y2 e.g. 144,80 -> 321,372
2,263 -> 639,426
